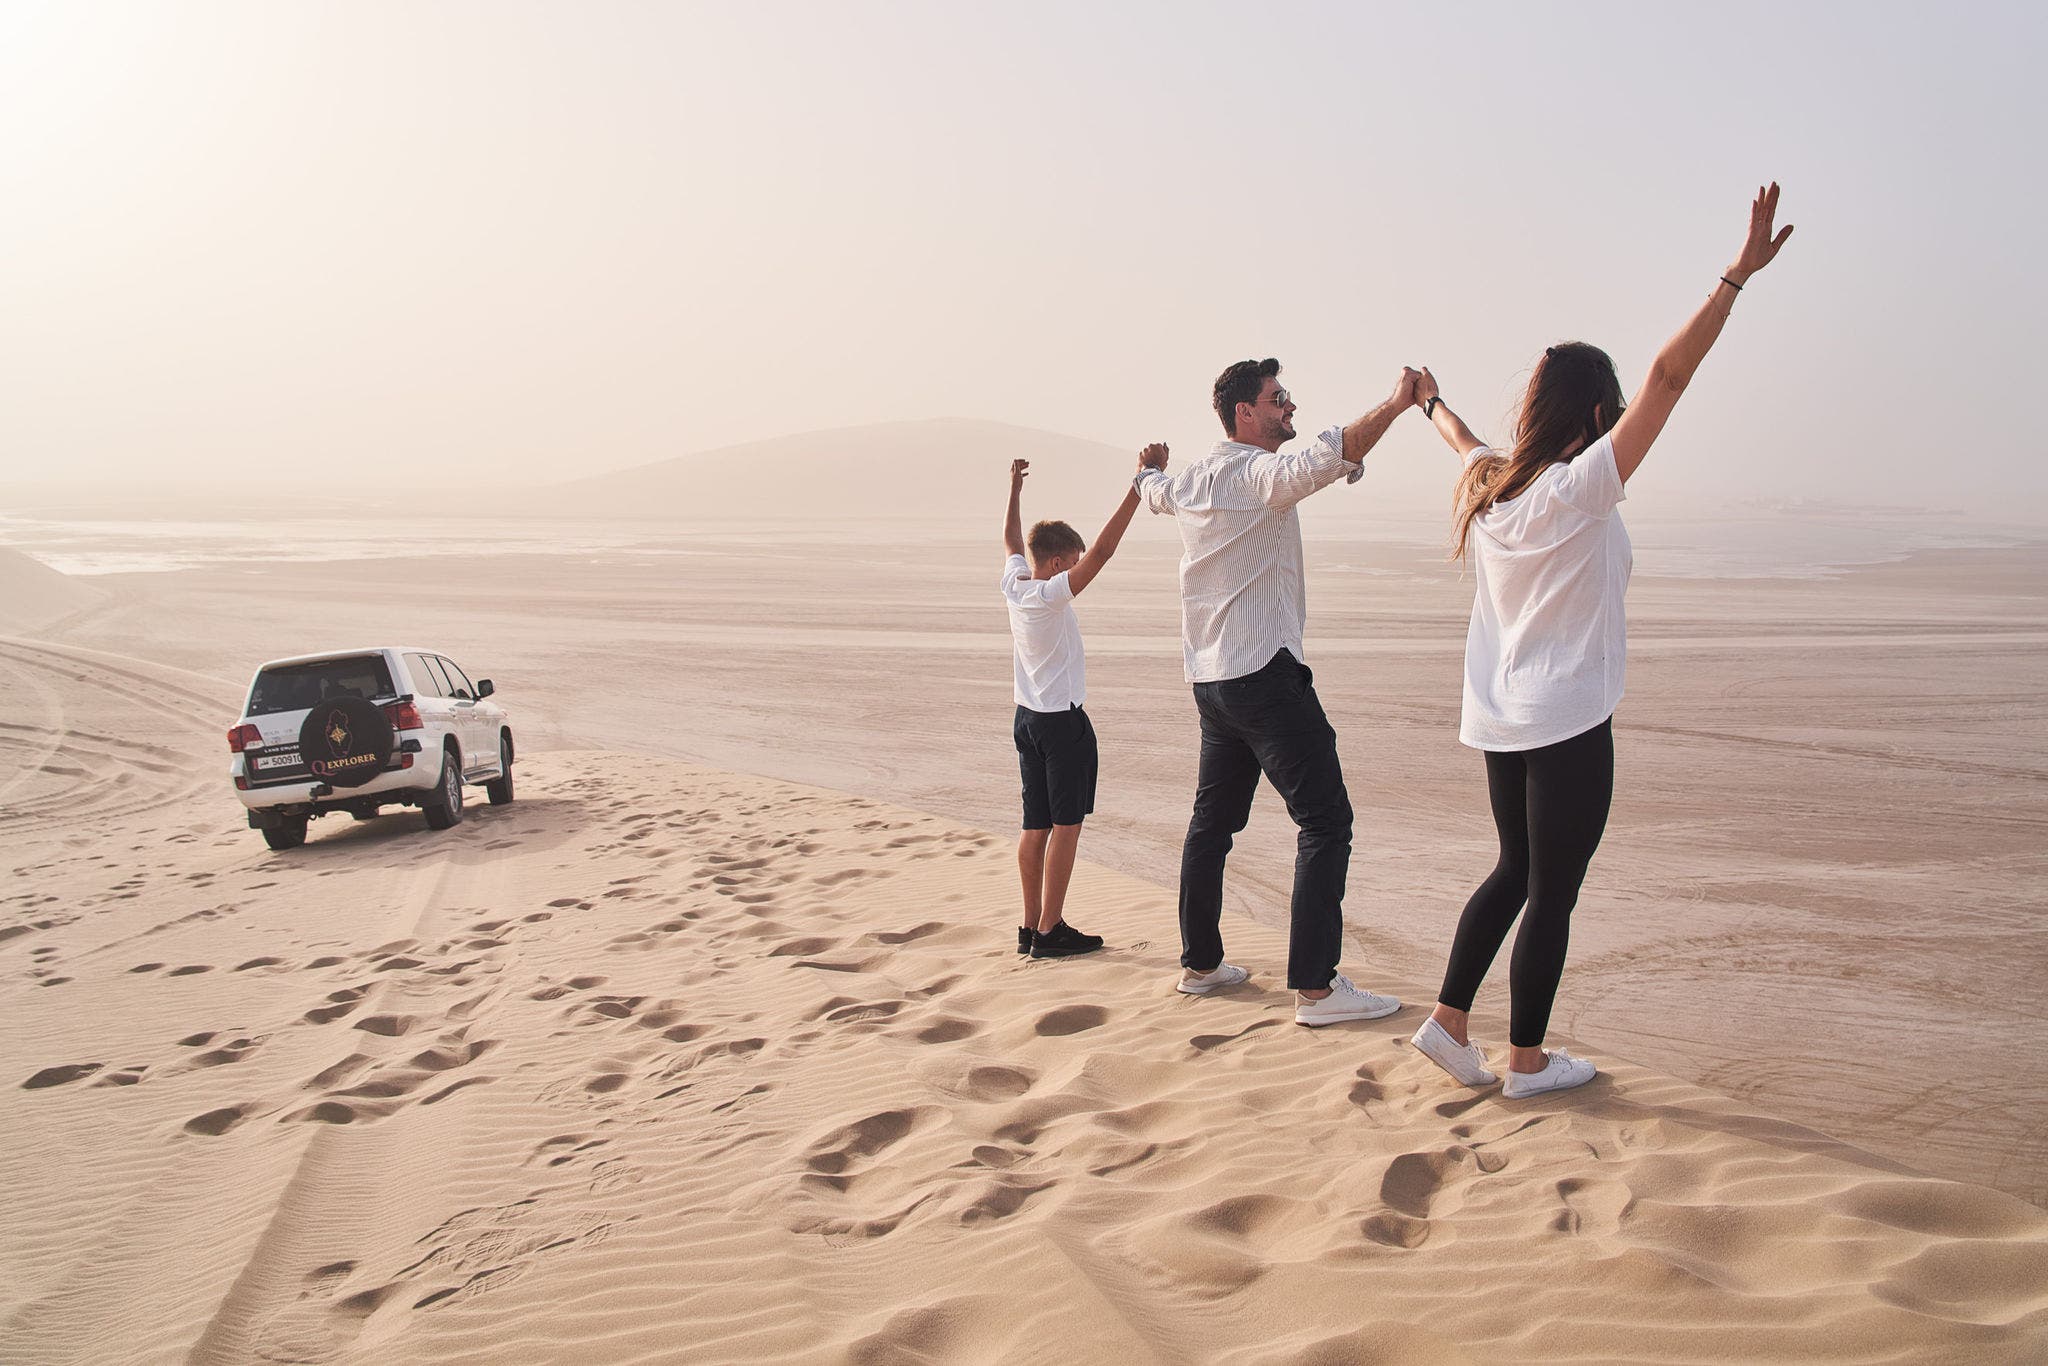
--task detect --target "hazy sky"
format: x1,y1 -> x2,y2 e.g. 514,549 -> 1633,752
4,2 -> 2044,520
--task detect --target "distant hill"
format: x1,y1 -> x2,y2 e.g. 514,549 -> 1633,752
0,548 -> 106,631
514,419 -> 1154,523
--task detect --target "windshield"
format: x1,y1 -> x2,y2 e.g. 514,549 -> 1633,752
247,655 -> 396,717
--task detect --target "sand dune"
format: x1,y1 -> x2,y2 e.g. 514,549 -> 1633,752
0,549 -> 107,632
3,639 -> 2045,1364
524,418 -> 1151,523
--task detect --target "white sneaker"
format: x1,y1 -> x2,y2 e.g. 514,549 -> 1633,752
1293,973 -> 1401,1026
1410,1017 -> 1498,1087
1177,962 -> 1250,995
1500,1049 -> 1596,1098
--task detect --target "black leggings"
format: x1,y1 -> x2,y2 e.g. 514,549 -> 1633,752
1437,717 -> 1613,1048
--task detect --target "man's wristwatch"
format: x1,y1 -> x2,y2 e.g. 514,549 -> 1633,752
1423,396 -> 1442,420
1134,468 -> 1157,490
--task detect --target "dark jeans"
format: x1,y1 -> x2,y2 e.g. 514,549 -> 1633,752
1436,717 -> 1614,1047
1178,649 -> 1353,990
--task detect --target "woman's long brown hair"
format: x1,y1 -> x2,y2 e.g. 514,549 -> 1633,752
1452,342 -> 1624,559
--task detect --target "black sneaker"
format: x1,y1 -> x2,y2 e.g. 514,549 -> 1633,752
1030,921 -> 1104,959
1017,926 -> 1033,955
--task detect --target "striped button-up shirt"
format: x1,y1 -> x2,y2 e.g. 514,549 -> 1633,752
1138,426 -> 1362,683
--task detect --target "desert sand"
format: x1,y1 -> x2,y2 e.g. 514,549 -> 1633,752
3,507 -> 2047,1363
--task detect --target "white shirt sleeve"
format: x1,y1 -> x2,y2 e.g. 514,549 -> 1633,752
1000,553 -> 1031,600
1550,435 -> 1626,517
1137,467 -> 1175,515
1244,427 -> 1362,511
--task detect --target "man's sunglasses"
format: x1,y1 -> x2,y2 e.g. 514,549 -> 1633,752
1262,388 -> 1292,407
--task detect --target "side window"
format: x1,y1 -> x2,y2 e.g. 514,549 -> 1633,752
437,657 -> 475,701
403,655 -> 444,700
424,656 -> 456,697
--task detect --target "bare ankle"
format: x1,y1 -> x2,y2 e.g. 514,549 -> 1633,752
1430,1004 -> 1471,1043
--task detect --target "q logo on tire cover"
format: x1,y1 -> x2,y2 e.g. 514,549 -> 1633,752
298,698 -> 396,789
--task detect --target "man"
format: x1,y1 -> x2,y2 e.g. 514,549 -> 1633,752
1137,358 -> 1416,1024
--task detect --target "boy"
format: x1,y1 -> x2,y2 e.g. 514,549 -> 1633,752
1001,445 -> 1166,959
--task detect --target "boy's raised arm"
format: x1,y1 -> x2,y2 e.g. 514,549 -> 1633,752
1068,444 -> 1167,596
1003,459 -> 1028,558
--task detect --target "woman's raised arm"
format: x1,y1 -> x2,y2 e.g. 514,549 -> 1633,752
1412,368 -> 1487,458
1610,183 -> 1793,483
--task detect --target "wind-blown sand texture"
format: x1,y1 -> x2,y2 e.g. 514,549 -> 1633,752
3,632 -> 2046,1364
11,520 -> 2044,1208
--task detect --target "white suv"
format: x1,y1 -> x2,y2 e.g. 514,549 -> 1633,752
228,647 -> 513,850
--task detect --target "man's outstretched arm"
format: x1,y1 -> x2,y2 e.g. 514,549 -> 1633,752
1069,444 -> 1167,595
1003,459 -> 1028,558
1342,368 -> 1421,466
1250,369 -> 1420,509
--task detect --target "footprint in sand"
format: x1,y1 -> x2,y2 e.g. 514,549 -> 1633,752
191,1036 -> 267,1068
909,1017 -> 980,1044
1034,1004 -> 1109,1037
183,1103 -> 255,1136
22,1062 -> 104,1089
1378,1144 -> 1507,1220
1191,1018 -> 1280,1053
1359,1211 -> 1432,1249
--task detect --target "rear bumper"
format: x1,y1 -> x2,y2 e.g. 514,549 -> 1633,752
234,748 -> 438,814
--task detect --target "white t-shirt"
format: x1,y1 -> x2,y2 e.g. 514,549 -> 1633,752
1000,553 -> 1085,712
1460,434 -> 1633,752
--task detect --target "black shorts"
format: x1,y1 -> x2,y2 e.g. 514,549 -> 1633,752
1014,704 -> 1098,830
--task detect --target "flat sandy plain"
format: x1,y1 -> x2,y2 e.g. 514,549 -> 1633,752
2,518 -> 2045,1363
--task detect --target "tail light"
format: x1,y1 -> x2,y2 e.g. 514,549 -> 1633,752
228,724 -> 262,753
385,700 -> 423,731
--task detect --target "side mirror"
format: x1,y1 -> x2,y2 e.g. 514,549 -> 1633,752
476,679 -> 494,699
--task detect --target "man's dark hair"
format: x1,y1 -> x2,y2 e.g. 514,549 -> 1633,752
1213,358 -> 1280,436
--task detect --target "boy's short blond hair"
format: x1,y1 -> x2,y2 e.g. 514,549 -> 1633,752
1028,520 -> 1085,561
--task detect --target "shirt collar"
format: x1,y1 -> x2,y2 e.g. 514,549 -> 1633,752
1209,438 -> 1270,461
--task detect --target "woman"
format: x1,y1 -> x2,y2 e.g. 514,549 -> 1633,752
1408,184 -> 1793,1098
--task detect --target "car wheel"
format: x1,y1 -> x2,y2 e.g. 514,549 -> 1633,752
261,816 -> 308,851
486,734 -> 514,806
422,743 -> 464,830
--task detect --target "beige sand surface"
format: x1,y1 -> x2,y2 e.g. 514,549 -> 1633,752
15,520 -> 2044,1207
3,632 -> 2045,1363
2,520 -> 2045,1362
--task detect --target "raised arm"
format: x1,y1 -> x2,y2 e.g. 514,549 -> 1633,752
1003,459 -> 1028,557
1068,444 -> 1166,595
1341,368 -> 1421,467
1410,368 -> 1487,458
1610,182 -> 1792,483
1248,370 -> 1420,510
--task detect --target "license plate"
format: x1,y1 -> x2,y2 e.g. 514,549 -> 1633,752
254,751 -> 301,771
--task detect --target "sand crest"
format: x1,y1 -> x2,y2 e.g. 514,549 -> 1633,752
4,659 -> 2045,1365
0,549 -> 106,632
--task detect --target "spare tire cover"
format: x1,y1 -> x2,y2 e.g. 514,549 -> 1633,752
298,698 -> 395,789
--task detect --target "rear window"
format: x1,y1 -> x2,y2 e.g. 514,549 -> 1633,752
247,655 -> 396,716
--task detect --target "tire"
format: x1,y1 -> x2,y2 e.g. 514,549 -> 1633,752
262,816 -> 308,851
422,743 -> 465,830
486,733 -> 514,806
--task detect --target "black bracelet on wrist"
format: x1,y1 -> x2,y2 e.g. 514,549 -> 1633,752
1423,396 -> 1441,419
1719,275 -> 1743,292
